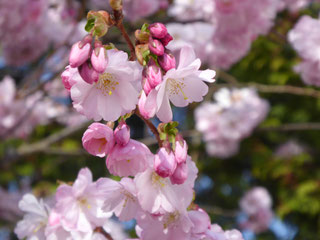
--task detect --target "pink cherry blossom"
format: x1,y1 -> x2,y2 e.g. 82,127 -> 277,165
14,194 -> 50,240
97,177 -> 141,221
195,88 -> 269,158
82,123 -> 115,157
106,139 -> 153,177
155,46 -> 215,122
70,49 -> 142,121
134,156 -> 197,214
137,210 -> 193,240
55,168 -> 111,233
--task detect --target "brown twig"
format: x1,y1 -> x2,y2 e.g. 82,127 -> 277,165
214,82 -> 320,99
258,122 -> 320,132
112,9 -> 136,60
16,122 -> 90,156
94,227 -> 114,240
135,109 -> 162,147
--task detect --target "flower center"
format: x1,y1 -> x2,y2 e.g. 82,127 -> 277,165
163,211 -> 180,231
151,172 -> 167,188
96,73 -> 119,96
167,78 -> 188,100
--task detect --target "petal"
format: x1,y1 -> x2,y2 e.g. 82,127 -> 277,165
156,94 -> 173,123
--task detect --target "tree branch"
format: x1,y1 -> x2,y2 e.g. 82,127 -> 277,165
135,109 -> 162,147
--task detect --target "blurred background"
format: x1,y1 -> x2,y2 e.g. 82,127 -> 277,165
1,0 -> 320,239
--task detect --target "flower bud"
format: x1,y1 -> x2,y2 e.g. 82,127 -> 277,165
148,38 -> 164,56
78,62 -> 99,84
135,44 -> 149,65
61,66 -> 78,91
69,41 -> 91,68
149,23 -> 168,39
158,50 -> 176,72
175,139 -> 188,164
170,162 -> 188,185
82,123 -> 115,157
154,148 -> 177,178
160,33 -> 173,46
145,59 -> 162,88
109,0 -> 122,10
135,30 -> 150,44
114,122 -> 130,146
138,91 -> 157,119
142,72 -> 152,96
91,47 -> 108,73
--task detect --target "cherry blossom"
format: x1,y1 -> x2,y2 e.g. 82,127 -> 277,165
70,49 -> 142,121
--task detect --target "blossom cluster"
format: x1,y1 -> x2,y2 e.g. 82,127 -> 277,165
0,0 -> 84,66
239,187 -> 273,234
288,15 -> 320,86
195,88 -> 269,158
167,0 -> 282,69
12,8 -> 247,237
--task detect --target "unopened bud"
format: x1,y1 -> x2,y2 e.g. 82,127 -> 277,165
69,41 -> 91,68
170,162 -> 188,185
145,59 -> 162,88
78,62 -> 99,84
110,0 -> 122,10
148,38 -> 164,56
154,148 -> 177,178
135,30 -> 150,44
61,66 -> 77,91
114,122 -> 130,146
175,140 -> 188,164
149,23 -> 168,39
91,47 -> 108,73
142,71 -> 152,96
160,33 -> 173,46
135,44 -> 149,65
158,50 -> 176,72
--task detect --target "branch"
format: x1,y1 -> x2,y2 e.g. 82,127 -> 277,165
94,227 -> 114,240
259,122 -> 320,132
112,8 -> 136,60
135,109 -> 162,147
16,122 -> 90,156
215,82 -> 320,98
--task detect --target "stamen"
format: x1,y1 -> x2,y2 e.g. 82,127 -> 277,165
96,73 -> 119,96
168,78 -> 188,100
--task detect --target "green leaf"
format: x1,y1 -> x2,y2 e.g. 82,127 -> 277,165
85,18 -> 95,32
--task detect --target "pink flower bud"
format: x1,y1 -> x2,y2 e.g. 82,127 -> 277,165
78,62 -> 99,84
148,38 -> 165,56
91,47 -> 108,73
175,140 -> 188,164
160,33 -> 173,46
69,41 -> 91,68
170,161 -> 188,185
82,122 -> 115,157
114,123 -> 130,146
154,148 -> 177,178
145,59 -> 162,88
138,91 -> 157,119
61,66 -> 77,91
149,23 -> 168,39
158,50 -> 176,72
142,71 -> 152,96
